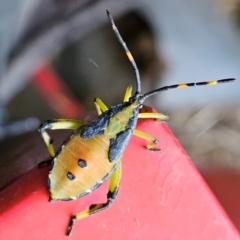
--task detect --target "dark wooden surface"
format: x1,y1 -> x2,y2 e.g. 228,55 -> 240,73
0,129 -> 71,189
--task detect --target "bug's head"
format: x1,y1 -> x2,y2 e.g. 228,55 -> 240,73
128,91 -> 146,109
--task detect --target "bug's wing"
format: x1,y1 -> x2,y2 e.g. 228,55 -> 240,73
81,103 -> 129,139
81,112 -> 110,138
109,128 -> 132,162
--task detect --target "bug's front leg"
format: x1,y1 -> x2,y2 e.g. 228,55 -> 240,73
136,112 -> 168,151
133,129 -> 161,152
138,112 -> 168,121
67,163 -> 122,236
39,119 -> 86,157
135,112 -> 168,151
123,85 -> 132,102
94,98 -> 108,115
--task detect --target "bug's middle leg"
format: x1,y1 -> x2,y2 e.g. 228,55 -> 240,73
67,163 -> 122,236
39,119 -> 86,157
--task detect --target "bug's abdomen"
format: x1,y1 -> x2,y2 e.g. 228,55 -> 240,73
49,131 -> 119,201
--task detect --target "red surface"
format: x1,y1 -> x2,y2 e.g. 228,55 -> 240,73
201,169 -> 240,232
32,64 -> 84,117
0,119 -> 239,240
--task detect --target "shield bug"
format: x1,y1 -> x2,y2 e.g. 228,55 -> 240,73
39,10 -> 235,236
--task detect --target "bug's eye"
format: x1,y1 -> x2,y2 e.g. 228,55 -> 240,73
109,110 -> 114,117
129,96 -> 137,103
129,97 -> 134,103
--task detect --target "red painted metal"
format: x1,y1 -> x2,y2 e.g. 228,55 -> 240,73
32,64 -> 84,117
201,169 -> 240,232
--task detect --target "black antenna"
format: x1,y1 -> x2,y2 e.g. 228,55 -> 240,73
142,78 -> 236,100
106,10 -> 141,94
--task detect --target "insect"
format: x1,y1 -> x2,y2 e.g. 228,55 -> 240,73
39,10 -> 235,236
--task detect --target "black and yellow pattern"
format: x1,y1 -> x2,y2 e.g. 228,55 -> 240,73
143,78 -> 235,99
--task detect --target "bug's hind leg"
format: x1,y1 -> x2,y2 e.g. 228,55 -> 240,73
133,129 -> 161,152
39,119 -> 86,157
67,163 -> 122,236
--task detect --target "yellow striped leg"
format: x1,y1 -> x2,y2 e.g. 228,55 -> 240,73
38,119 -> 86,157
67,163 -> 122,236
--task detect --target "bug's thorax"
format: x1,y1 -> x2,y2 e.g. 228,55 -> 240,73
105,101 -> 139,138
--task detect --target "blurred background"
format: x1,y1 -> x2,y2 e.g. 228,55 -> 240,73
0,0 -> 240,231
